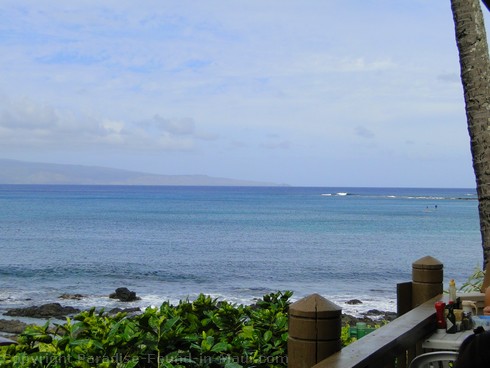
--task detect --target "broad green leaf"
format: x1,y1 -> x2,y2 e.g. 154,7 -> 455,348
123,359 -> 139,368
211,341 -> 229,353
224,362 -> 243,368
69,338 -> 92,346
263,330 -> 273,342
164,316 -> 180,331
241,326 -> 254,339
201,335 -> 214,351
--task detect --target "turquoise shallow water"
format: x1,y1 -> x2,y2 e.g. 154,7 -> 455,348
0,185 -> 481,316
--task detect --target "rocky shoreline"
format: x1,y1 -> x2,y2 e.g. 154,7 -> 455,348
0,291 -> 398,340
342,298 -> 398,325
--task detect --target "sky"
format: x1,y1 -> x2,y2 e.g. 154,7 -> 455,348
0,1 -> 485,187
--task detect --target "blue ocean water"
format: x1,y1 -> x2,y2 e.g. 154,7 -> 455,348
0,185 -> 482,317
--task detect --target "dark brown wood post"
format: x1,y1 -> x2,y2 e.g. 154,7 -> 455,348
397,281 -> 413,316
288,294 -> 341,368
412,256 -> 443,308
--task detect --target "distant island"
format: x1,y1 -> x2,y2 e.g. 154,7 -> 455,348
0,159 -> 284,186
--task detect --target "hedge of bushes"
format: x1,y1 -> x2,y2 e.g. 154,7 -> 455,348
0,291 -> 291,368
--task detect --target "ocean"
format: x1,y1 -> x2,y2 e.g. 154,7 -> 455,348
0,185 -> 482,320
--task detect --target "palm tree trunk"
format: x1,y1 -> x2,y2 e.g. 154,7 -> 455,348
450,0 -> 490,277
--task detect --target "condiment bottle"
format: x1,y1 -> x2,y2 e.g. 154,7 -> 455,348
446,304 -> 457,334
435,301 -> 446,330
448,279 -> 457,304
462,312 -> 472,330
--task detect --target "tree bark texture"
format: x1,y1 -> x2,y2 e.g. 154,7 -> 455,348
451,0 -> 490,270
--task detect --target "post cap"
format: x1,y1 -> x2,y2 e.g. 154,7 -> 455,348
289,293 -> 341,318
412,256 -> 443,270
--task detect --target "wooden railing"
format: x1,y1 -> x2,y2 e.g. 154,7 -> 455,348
287,256 -> 485,368
313,295 -> 439,368
312,291 -> 485,368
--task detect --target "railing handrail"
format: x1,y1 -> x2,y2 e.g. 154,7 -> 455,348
312,295 -> 441,368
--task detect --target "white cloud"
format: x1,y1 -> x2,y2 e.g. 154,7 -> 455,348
260,140 -> 292,150
102,120 -> 124,134
0,97 -> 209,152
355,126 -> 375,139
141,115 -> 195,136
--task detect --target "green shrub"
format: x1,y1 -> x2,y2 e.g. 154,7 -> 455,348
341,325 -> 353,347
0,291 -> 292,368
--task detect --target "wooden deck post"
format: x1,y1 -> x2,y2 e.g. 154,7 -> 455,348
288,294 -> 341,368
412,256 -> 443,308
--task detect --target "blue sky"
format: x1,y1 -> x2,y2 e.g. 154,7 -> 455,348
0,0 -> 484,187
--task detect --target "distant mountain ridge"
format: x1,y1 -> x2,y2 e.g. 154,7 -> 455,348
0,159 -> 283,186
